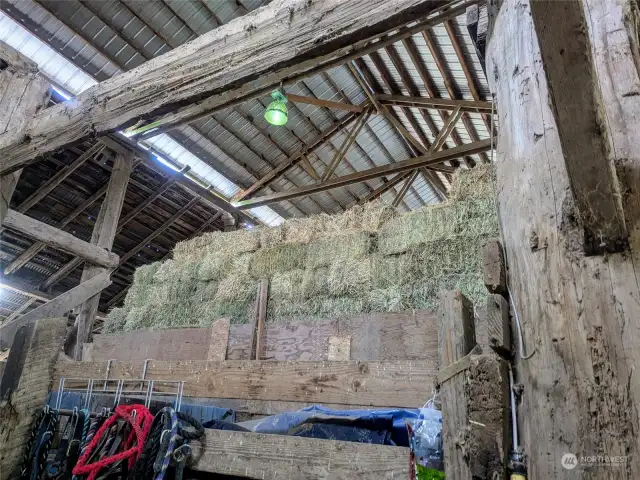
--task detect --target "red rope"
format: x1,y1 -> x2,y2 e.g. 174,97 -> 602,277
72,404 -> 153,480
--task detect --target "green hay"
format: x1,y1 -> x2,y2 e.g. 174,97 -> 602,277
367,286 -> 411,312
301,267 -> 329,298
249,244 -> 307,278
327,258 -> 372,296
449,164 -> 495,202
102,307 -> 128,334
378,198 -> 499,255
306,232 -> 371,269
173,229 -> 260,261
105,164 -> 498,333
196,253 -> 231,281
133,262 -> 161,285
215,273 -> 255,303
269,270 -> 306,301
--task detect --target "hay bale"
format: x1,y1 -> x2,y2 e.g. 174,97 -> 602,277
367,286 -> 410,312
173,229 -> 260,261
249,244 -> 307,277
327,258 -> 372,296
259,225 -> 286,248
103,307 -> 128,334
283,216 -> 325,244
215,273 -> 255,302
196,253 -> 230,281
270,269 -> 305,301
370,253 -> 412,288
133,262 -> 161,285
301,267 -> 329,298
307,232 -> 371,269
449,164 -> 495,201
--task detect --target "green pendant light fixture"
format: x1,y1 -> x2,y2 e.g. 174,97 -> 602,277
264,90 -> 288,126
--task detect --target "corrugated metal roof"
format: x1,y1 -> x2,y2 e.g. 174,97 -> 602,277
1,1 -> 493,218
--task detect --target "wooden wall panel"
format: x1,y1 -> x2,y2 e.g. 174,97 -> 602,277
89,309 -> 437,363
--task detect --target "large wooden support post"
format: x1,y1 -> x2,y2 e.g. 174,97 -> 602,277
0,317 -> 67,479
0,41 -> 48,226
488,0 -> 640,476
73,152 -> 133,359
438,291 -> 509,479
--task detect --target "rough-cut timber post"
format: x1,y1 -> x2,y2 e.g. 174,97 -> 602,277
438,290 -> 476,479
485,294 -> 510,357
0,41 -> 48,227
487,0 -> 640,476
0,317 -> 67,479
438,291 -> 509,479
482,239 -> 506,295
0,0 -> 453,174
74,151 -> 133,359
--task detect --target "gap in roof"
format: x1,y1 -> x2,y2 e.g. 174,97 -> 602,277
0,12 -> 283,227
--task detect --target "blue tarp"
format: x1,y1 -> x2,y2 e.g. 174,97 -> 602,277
246,405 -> 437,447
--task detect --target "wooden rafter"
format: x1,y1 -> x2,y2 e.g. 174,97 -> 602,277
0,0 -> 471,173
421,28 -> 489,164
234,139 -> 492,209
286,94 -> 365,114
322,108 -> 372,181
376,94 -> 492,113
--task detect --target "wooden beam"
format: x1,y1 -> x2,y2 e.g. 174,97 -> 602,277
234,111 -> 359,201
0,272 -> 112,349
529,0 -> 627,253
99,135 -> 256,226
482,238 -> 506,294
74,151 -> 133,358
3,298 -> 36,323
438,290 -> 475,480
40,257 -> 84,290
190,429 -> 410,478
322,108 -> 372,181
485,294 -> 510,356
2,210 -> 120,269
358,171 -> 413,204
14,144 -> 105,214
0,0 -> 454,174
376,93 -> 492,113
234,139 -> 492,208
443,19 -> 493,131
250,279 -> 269,360
123,1 -> 474,141
286,93 -> 365,114
4,184 -> 109,274
115,196 -> 200,269
54,358 -> 435,408
422,28 -> 487,165
391,169 -> 420,207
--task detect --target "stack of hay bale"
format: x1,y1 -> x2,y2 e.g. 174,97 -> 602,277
104,165 -> 498,333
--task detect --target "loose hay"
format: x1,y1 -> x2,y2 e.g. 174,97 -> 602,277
107,165 -> 498,332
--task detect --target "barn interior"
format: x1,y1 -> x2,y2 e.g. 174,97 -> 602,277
0,0 -> 639,478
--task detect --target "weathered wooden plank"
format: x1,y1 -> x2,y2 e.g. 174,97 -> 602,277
0,273 -> 112,350
2,210 -> 120,268
0,318 -> 67,478
487,0 -> 640,475
250,279 -> 269,360
486,294 -> 510,355
529,0 -> 626,254
0,40 -> 38,73
438,290 -> 475,480
74,151 -> 133,358
0,0 -> 449,174
207,318 -> 230,362
190,429 -> 410,479
54,358 -> 436,408
482,239 -> 506,294
90,309 -> 438,363
328,336 -> 351,360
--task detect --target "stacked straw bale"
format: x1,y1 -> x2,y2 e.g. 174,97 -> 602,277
104,165 -> 498,332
